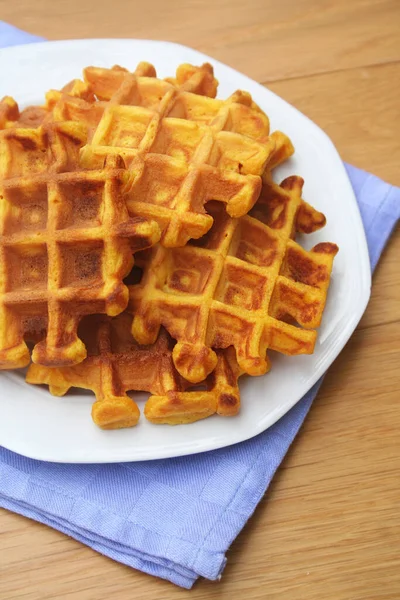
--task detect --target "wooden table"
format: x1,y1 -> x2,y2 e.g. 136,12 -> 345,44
1,1 -> 399,598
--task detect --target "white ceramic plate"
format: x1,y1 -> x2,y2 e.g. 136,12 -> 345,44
0,39 -> 371,463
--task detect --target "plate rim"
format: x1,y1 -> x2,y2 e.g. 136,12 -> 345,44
0,38 -> 371,462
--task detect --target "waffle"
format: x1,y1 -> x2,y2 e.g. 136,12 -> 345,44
1,62 -> 219,132
71,63 -> 274,246
9,62 -> 274,248
0,119 -> 161,369
0,95 -> 49,130
0,64 -> 155,132
44,63 -> 156,134
129,135 -> 338,383
26,312 -> 242,429
1,60 -> 339,431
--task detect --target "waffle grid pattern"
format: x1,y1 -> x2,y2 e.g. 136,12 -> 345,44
27,313 -> 242,428
0,122 -> 160,368
130,175 -> 338,383
55,64 -> 275,246
0,60 -> 338,428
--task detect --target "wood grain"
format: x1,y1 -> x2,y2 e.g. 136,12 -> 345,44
268,62 -> 400,186
0,1 -> 399,598
1,0 -> 400,81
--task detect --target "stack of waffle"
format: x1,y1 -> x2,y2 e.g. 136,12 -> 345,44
0,62 -> 338,429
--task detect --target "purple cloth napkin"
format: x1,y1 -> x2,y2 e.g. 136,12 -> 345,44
0,22 -> 399,589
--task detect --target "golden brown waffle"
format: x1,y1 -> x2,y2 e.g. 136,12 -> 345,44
26,312 -> 242,429
0,62 -> 219,132
46,62 -> 216,127
0,61 -> 277,372
71,63 -> 274,246
0,96 -> 49,130
0,119 -> 161,369
129,136 -> 338,383
15,62 -> 274,248
1,60 -> 339,432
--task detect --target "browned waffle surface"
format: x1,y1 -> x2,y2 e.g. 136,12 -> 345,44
129,171 -> 338,384
0,96 -> 49,130
26,313 -> 242,429
8,62 -> 277,248
1,60 -> 339,430
61,63 -> 274,246
0,121 -> 160,369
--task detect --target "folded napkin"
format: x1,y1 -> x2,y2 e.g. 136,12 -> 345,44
0,22 -> 399,589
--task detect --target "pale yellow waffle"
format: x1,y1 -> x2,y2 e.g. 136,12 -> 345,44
26,312 -> 242,429
129,135 -> 338,383
0,119 -> 160,369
